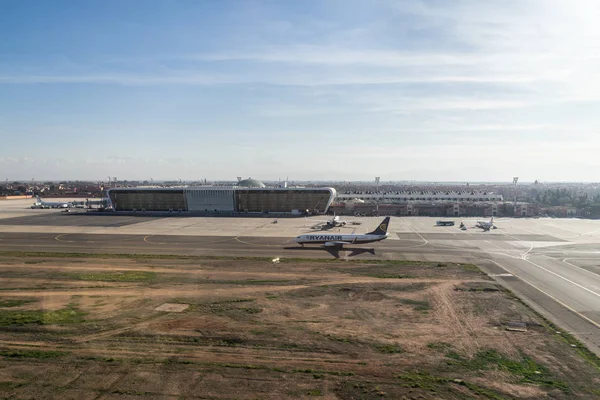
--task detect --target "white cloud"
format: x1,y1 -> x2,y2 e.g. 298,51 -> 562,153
2,0 -> 600,181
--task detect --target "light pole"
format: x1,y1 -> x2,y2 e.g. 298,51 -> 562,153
375,177 -> 380,215
513,177 -> 519,214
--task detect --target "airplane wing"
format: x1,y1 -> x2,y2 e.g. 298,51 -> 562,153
306,216 -> 330,223
324,241 -> 352,247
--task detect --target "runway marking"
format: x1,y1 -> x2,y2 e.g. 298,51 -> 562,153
54,234 -> 83,243
509,225 -> 545,236
519,255 -> 600,300
483,240 -> 523,260
234,236 -> 292,247
521,242 -> 534,259
560,257 -> 600,279
499,230 -> 533,247
441,226 -> 457,236
484,227 -> 536,261
485,250 -> 523,260
567,228 -> 600,240
408,226 -> 428,248
143,235 -> 169,245
488,259 -> 600,331
143,235 -> 235,245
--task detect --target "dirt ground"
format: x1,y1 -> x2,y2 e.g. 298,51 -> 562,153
0,255 -> 599,399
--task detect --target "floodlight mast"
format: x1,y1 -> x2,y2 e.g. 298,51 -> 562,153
513,177 -> 519,213
375,177 -> 380,215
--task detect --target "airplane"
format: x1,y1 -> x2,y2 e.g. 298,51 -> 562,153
310,213 -> 362,230
294,217 -> 390,248
476,217 -> 496,231
30,196 -> 72,209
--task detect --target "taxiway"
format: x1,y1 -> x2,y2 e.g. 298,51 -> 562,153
1,199 -> 600,354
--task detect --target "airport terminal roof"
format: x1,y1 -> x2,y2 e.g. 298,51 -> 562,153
237,178 -> 266,188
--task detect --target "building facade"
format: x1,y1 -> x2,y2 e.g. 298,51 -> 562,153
337,190 -> 503,203
107,186 -> 336,215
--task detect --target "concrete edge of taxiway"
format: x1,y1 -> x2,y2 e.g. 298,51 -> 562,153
477,261 -> 600,357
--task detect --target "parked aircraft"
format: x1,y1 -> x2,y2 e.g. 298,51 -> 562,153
294,217 -> 390,248
310,213 -> 362,230
476,217 -> 496,231
31,196 -> 72,209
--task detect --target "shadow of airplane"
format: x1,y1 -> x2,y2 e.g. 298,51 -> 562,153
283,246 -> 375,259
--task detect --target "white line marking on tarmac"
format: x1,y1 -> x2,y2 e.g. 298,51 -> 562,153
54,234 -> 81,243
234,236 -> 291,247
143,235 -> 169,245
519,255 -> 600,299
521,242 -> 534,259
488,259 -> 600,331
441,226 -> 456,236
483,240 -> 523,260
560,257 -> 600,279
144,235 -> 235,245
409,227 -> 428,248
567,228 -> 600,240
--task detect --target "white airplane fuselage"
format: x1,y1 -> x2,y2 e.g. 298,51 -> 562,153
32,197 -> 71,209
325,215 -> 346,227
297,216 -> 391,248
294,233 -> 388,247
476,217 -> 494,230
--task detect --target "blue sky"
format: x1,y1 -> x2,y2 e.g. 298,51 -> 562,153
1,0 -> 599,182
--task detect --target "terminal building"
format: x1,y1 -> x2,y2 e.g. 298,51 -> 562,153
336,190 -> 503,203
331,190 -> 524,217
106,179 -> 336,215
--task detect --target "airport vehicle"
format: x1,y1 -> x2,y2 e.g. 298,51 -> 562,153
31,196 -> 72,209
294,217 -> 390,248
476,217 -> 496,231
436,220 -> 455,226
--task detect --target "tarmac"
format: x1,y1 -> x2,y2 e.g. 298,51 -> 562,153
2,198 -> 600,355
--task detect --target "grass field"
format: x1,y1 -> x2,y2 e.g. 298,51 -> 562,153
0,254 -> 599,399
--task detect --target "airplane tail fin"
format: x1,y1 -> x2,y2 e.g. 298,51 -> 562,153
35,195 -> 41,202
491,217 -> 494,224
367,217 -> 390,236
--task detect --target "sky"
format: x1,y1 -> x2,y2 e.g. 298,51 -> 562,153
1,0 -> 600,182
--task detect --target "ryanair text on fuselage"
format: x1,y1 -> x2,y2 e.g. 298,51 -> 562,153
293,217 -> 391,248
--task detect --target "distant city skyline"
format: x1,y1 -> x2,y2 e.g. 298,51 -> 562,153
5,178 -> 600,186
2,0 -> 599,181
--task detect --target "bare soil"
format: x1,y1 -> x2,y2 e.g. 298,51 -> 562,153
0,256 -> 599,399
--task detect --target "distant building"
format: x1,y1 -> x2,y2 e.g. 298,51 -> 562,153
336,190 -> 503,203
107,181 -> 336,215
236,178 -> 266,188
